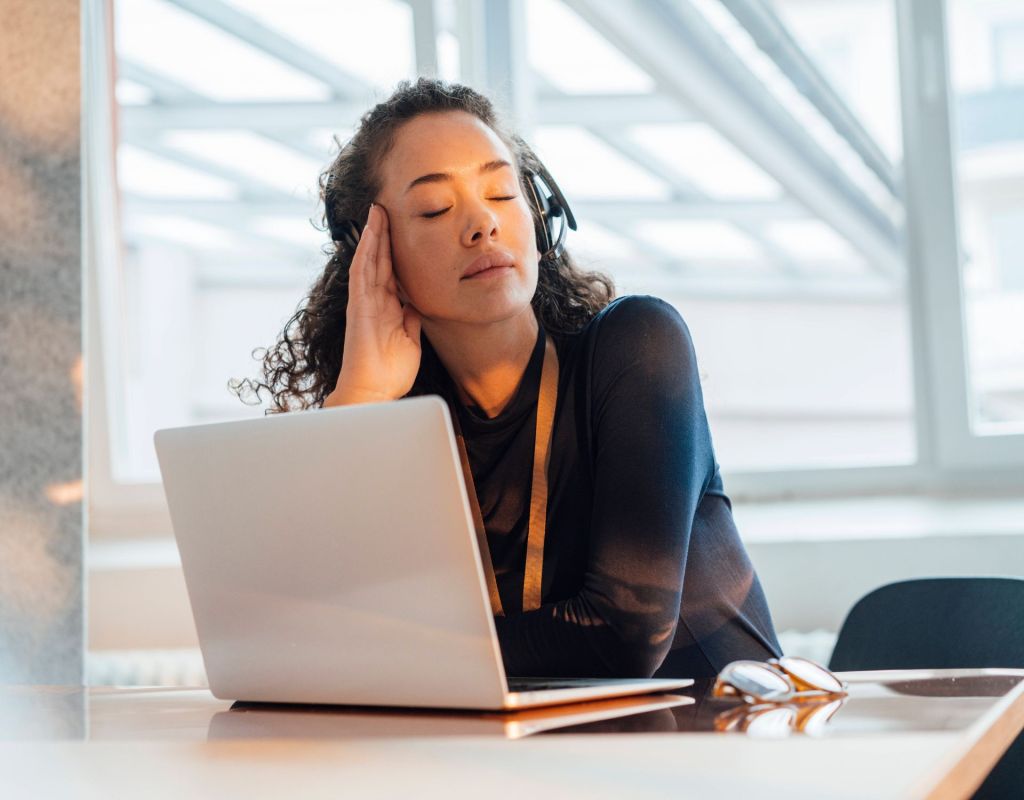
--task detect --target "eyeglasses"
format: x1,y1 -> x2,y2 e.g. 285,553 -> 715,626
713,656 -> 848,704
714,696 -> 846,738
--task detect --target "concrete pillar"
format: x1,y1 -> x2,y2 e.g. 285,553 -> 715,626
0,0 -> 84,684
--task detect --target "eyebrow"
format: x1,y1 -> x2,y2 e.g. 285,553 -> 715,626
404,159 -> 513,194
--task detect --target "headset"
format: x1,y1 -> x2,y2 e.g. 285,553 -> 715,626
327,156 -> 577,263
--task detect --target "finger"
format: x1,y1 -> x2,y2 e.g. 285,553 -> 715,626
374,204 -> 394,288
364,205 -> 382,288
349,208 -> 378,296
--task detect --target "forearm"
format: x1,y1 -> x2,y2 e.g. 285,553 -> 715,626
494,589 -> 678,679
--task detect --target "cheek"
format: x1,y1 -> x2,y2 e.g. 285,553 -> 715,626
390,225 -> 452,299
389,223 -> 424,275
517,209 -> 540,262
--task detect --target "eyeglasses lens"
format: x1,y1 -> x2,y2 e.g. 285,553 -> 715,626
777,657 -> 845,693
726,662 -> 792,701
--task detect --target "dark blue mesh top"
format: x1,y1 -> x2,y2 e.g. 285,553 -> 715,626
412,294 -> 781,679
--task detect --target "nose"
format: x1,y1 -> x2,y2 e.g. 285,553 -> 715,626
461,197 -> 499,247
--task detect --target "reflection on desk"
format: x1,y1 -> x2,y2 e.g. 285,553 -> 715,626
2,669 -> 1023,800
210,694 -> 695,741
3,669 -> 1020,743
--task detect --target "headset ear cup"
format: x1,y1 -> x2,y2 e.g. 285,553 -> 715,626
536,216 -> 550,259
526,170 -> 559,261
329,219 -> 361,254
537,218 -> 552,261
523,170 -> 549,258
342,220 -> 361,254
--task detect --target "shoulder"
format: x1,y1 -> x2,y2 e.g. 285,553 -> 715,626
586,294 -> 696,368
570,295 -> 707,431
593,294 -> 689,333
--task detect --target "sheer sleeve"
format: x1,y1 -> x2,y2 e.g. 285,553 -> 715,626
494,296 -> 718,677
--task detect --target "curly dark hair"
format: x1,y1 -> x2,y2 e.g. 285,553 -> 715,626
230,77 -> 616,413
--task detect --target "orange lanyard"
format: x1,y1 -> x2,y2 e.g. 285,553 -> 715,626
450,332 -> 559,616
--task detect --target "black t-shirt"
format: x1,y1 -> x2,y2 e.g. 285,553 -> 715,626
412,295 -> 781,679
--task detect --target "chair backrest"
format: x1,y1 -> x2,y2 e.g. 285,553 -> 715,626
829,577 -> 1024,672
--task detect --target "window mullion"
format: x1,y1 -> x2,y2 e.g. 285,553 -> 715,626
895,0 -> 974,474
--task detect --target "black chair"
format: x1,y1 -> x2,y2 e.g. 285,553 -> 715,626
829,577 -> 1024,800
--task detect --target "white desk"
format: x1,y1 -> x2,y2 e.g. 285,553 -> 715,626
2,669 -> 1022,799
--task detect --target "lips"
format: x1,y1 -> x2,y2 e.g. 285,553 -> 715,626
461,250 -> 516,279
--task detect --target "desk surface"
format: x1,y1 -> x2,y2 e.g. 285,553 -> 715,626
3,669 -> 1023,800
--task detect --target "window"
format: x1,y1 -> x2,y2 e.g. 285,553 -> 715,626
949,1 -> 1024,434
106,0 -> 417,484
87,0 -> 1024,539
525,0 -> 914,471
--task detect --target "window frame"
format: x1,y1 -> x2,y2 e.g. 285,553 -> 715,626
897,0 -> 1024,474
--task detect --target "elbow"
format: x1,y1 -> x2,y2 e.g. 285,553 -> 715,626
496,587 -> 688,678
568,591 -> 679,678
602,626 -> 676,679
608,651 -> 665,679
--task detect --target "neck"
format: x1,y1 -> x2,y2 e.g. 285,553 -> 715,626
424,306 -> 540,419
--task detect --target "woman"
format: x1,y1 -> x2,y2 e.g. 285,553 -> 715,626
233,77 -> 782,679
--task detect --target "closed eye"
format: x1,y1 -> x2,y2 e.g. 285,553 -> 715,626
422,195 -> 519,219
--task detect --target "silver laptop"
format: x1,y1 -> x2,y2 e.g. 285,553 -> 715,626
154,395 -> 692,710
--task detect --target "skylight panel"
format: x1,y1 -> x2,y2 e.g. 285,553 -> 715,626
219,0 -> 414,93
118,145 -> 240,199
527,0 -> 655,94
633,220 -> 766,262
771,0 -> 903,160
161,131 -> 324,198
691,0 -> 898,212
306,128 -> 342,160
251,216 -> 325,250
960,143 -> 1024,182
628,123 -> 784,200
763,219 -> 859,263
533,125 -> 672,201
115,0 -> 331,101
124,214 -> 240,250
570,220 -> 643,263
116,79 -> 154,105
438,29 -> 461,83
